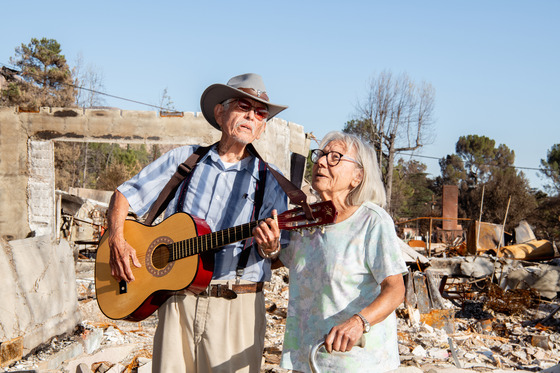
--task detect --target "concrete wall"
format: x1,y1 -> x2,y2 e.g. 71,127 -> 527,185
0,107 -> 29,240
0,236 -> 80,355
0,107 -> 309,240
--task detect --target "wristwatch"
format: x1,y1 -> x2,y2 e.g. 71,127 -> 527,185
355,312 -> 370,333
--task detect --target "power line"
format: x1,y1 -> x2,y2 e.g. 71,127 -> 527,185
396,152 -> 544,172
397,152 -> 441,160
1,61 -> 172,111
74,85 -> 170,111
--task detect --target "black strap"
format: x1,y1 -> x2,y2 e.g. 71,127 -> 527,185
246,144 -> 314,220
236,158 -> 267,279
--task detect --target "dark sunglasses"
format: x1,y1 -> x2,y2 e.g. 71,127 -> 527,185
224,98 -> 269,121
310,149 -> 361,167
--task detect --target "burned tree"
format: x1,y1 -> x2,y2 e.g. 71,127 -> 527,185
344,70 -> 435,213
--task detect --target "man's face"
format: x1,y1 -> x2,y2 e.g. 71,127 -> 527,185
214,97 -> 268,144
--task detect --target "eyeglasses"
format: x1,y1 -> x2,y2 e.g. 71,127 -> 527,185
310,149 -> 361,167
223,98 -> 269,121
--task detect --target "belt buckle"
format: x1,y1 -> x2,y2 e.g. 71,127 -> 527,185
216,284 -> 237,300
199,283 -> 212,297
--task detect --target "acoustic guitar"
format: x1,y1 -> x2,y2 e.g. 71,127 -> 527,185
95,201 -> 337,321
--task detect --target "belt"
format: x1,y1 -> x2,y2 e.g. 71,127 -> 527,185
197,282 -> 264,300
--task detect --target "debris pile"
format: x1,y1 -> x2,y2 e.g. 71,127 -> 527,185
2,190 -> 560,372
262,264 -> 560,372
2,255 -> 560,372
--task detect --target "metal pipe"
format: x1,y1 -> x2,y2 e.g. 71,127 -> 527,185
475,185 -> 485,255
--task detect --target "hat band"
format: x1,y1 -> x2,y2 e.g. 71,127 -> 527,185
237,87 -> 269,102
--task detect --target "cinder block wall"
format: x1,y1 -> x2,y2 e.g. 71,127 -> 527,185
0,107 -> 309,240
27,140 -> 55,237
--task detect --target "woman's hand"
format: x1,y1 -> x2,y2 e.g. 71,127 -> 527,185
324,315 -> 364,353
323,274 -> 405,353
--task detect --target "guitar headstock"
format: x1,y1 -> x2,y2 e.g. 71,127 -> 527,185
277,201 -> 337,231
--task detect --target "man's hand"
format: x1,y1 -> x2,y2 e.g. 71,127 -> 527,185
252,209 -> 280,257
106,190 -> 141,282
108,230 -> 141,282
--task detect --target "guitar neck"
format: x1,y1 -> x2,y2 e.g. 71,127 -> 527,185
166,201 -> 337,262
168,220 -> 261,261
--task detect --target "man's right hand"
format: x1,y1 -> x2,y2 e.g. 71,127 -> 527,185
108,231 -> 141,282
106,190 -> 142,282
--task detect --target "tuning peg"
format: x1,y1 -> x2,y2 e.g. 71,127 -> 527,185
321,226 -> 325,234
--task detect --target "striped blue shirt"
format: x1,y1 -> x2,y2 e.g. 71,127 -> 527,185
118,143 -> 288,282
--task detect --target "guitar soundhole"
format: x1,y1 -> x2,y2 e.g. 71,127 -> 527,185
152,244 -> 170,269
146,236 -> 174,277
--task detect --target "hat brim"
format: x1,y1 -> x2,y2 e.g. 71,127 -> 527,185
200,84 -> 288,130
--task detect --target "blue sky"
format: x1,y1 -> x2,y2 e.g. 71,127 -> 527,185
2,1 -> 558,190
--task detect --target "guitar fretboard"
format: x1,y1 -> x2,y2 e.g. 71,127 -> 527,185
169,220 -> 262,261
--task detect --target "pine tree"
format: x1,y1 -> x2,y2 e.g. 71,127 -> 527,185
1,37 -> 76,108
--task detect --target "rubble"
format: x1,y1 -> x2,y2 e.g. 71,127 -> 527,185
390,215 -> 560,373
2,190 -> 560,372
1,254 -> 560,372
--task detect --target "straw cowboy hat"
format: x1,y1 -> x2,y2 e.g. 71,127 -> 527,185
200,73 -> 288,130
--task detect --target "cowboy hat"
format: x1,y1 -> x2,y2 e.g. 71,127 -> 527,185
200,73 -> 288,130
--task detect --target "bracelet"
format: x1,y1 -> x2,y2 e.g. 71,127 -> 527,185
258,243 -> 281,259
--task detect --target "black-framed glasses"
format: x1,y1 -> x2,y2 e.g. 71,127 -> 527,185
310,149 -> 361,167
223,98 -> 269,121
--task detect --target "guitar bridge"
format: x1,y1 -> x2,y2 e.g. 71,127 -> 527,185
119,280 -> 127,294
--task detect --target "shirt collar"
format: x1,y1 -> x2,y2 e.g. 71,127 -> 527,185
207,144 -> 263,180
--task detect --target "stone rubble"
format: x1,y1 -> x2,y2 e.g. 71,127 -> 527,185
1,261 -> 559,373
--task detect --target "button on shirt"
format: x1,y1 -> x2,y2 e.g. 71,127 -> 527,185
118,144 -> 288,282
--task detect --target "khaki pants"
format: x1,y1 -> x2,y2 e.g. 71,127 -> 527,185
152,281 -> 266,373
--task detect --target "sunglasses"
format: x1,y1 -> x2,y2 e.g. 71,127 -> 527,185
224,98 -> 269,121
310,149 -> 361,167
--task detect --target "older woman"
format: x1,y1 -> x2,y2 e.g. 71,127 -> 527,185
255,131 -> 407,372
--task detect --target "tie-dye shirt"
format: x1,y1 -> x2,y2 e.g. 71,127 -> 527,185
279,201 -> 407,372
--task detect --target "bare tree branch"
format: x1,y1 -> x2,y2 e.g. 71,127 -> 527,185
345,70 -> 436,213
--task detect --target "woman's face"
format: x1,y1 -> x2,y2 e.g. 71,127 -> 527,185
311,140 -> 363,202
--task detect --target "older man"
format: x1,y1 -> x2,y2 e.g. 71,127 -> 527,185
106,73 -> 288,372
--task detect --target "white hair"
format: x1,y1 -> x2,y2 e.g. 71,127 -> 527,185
319,131 -> 387,208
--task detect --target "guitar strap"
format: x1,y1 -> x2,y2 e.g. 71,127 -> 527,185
145,143 -> 314,225
246,144 -> 315,221
144,143 -> 216,225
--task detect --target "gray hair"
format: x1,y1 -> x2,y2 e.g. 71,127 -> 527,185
318,131 -> 387,208
220,99 -> 233,111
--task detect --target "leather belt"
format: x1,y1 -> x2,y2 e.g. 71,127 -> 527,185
197,282 -> 264,300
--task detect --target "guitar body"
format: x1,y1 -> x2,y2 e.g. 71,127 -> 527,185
95,212 -> 213,321
95,200 -> 338,321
